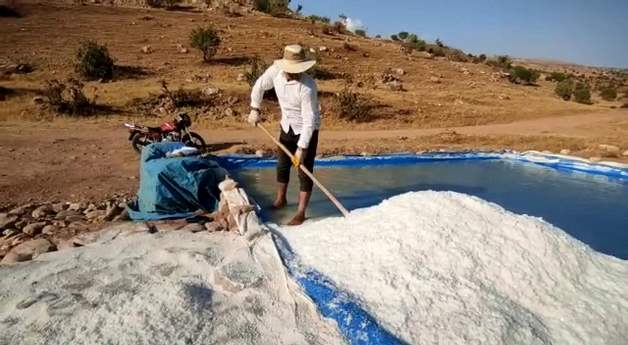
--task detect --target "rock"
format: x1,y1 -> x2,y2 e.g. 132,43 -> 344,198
103,206 -> 123,221
0,238 -> 55,264
42,225 -> 57,235
362,52 -> 370,58
560,149 -> 571,155
141,45 -> 153,54
0,213 -> 18,230
429,76 -> 441,83
255,149 -> 266,157
85,210 -> 106,220
8,203 -> 34,216
386,80 -> 403,91
223,107 -> 234,117
176,44 -> 188,54
181,223 -> 205,233
203,86 -> 220,96
55,209 -> 81,220
227,96 -> 239,105
498,94 -> 510,100
319,46 -> 328,52
22,222 -> 47,236
52,202 -> 66,213
598,144 -> 620,156
2,228 -> 18,237
205,222 -> 225,232
393,68 -> 405,76
32,96 -> 45,104
65,215 -> 86,223
236,73 -> 246,82
31,204 -> 53,219
14,219 -> 26,230
623,150 -> 628,157
589,157 -> 602,162
112,208 -> 130,222
68,202 -> 85,211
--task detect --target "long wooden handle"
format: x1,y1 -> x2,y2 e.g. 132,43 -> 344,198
257,124 -> 349,218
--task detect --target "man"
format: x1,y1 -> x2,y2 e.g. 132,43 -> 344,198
248,44 -> 320,225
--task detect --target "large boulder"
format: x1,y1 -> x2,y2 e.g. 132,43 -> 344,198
0,238 -> 55,264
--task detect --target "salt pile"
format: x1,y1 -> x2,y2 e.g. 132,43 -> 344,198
0,230 -> 344,345
281,191 -> 628,345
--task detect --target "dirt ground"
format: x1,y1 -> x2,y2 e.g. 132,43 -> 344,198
1,3 -> 627,208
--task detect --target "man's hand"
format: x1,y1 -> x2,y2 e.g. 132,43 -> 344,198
292,148 -> 305,168
248,108 -> 261,126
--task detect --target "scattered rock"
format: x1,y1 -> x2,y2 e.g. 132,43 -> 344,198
392,68 -> 405,76
2,228 -> 18,237
205,222 -> 225,232
623,150 -> 628,157
85,210 -> 106,221
560,149 -> 571,155
42,224 -> 58,235
0,238 -> 55,264
68,202 -> 85,211
56,209 -> 81,220
104,206 -> 123,221
362,52 -> 370,58
203,86 -> 220,96
386,80 -> 403,91
176,44 -> 188,54
8,203 -> 34,216
255,149 -> 266,157
237,73 -> 246,82
0,213 -> 18,230
429,76 -> 441,83
112,209 -> 130,222
319,46 -> 328,52
223,107 -> 234,117
52,202 -> 67,213
22,222 -> 47,236
181,223 -> 205,233
31,204 -> 53,219
32,96 -> 45,104
598,144 -> 620,156
498,94 -> 510,100
589,157 -> 602,162
141,45 -> 153,54
65,215 -> 87,223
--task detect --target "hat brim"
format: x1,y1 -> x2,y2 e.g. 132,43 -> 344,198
274,59 -> 316,74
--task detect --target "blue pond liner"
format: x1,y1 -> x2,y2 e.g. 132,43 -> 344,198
218,151 -> 628,345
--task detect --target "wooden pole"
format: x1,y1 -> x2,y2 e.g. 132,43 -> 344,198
257,123 -> 350,218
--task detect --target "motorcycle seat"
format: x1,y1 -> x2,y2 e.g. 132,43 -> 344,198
147,126 -> 163,133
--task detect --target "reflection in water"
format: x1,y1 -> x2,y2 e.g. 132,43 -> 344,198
234,160 -> 628,259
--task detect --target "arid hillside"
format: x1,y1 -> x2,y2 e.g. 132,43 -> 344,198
0,2 -> 627,207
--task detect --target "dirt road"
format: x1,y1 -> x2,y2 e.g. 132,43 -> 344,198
1,109 -> 626,208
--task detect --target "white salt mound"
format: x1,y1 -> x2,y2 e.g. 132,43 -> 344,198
281,191 -> 628,345
0,231 -> 345,345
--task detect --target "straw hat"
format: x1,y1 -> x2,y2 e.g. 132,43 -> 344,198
274,45 -> 316,74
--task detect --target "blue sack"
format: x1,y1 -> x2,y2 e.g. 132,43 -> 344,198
127,142 -> 227,220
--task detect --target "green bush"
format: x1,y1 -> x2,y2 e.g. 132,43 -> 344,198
478,54 -> 487,61
332,88 -> 373,122
509,66 -> 540,85
43,79 -> 95,116
573,82 -> 592,104
435,38 -> 445,47
547,72 -> 568,82
189,26 -> 221,62
555,79 -> 574,100
429,47 -> 446,57
307,14 -> 330,23
332,21 -> 346,34
355,29 -> 367,37
390,34 -> 399,41
398,32 -> 409,40
486,55 -> 512,69
254,0 -> 289,17
599,86 -> 617,101
74,41 -> 114,80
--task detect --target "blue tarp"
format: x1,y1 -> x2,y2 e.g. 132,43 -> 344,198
127,142 -> 227,220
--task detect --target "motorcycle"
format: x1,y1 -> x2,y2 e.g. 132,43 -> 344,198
124,113 -> 206,154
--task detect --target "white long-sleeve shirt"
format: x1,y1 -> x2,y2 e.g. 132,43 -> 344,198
250,63 -> 321,149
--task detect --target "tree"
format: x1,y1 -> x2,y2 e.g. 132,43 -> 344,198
74,41 -> 114,80
189,26 -> 221,62
407,33 -> 419,43
398,31 -> 409,40
435,38 -> 444,47
573,82 -> 592,104
599,86 -> 617,101
390,34 -> 399,41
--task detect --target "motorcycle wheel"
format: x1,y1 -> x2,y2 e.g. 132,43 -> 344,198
182,132 -> 206,149
131,133 -> 153,154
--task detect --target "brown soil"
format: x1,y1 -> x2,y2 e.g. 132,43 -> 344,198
1,3 -> 627,208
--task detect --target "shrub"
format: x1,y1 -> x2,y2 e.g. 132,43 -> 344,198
414,40 -> 427,51
332,87 -> 373,122
573,82 -> 592,104
390,34 -> 399,41
407,34 -> 419,43
555,79 -> 574,100
509,66 -> 540,85
0,4 -> 20,17
599,86 -> 617,101
398,32 -> 409,40
478,54 -> 487,61
244,56 -> 269,87
146,0 -> 181,9
547,72 -> 568,82
343,42 -> 357,52
429,47 -> 446,57
189,26 -> 221,62
74,41 -> 114,80
355,29 -> 366,37
254,0 -> 289,17
486,55 -> 512,69
43,79 -> 95,116
332,21 -> 346,34
321,24 -> 334,35
307,14 -> 330,23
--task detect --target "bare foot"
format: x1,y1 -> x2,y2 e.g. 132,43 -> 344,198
271,198 -> 287,210
287,213 -> 306,226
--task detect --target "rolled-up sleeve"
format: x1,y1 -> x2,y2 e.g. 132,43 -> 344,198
250,64 -> 278,109
297,84 -> 319,149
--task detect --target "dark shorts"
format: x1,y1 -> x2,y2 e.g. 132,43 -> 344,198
276,127 -> 319,192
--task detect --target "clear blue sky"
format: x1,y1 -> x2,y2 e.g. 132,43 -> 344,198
294,0 -> 628,68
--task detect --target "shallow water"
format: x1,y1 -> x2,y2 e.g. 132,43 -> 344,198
234,159 -> 628,259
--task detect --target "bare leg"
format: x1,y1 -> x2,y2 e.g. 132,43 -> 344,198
287,191 -> 312,226
272,183 -> 288,209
